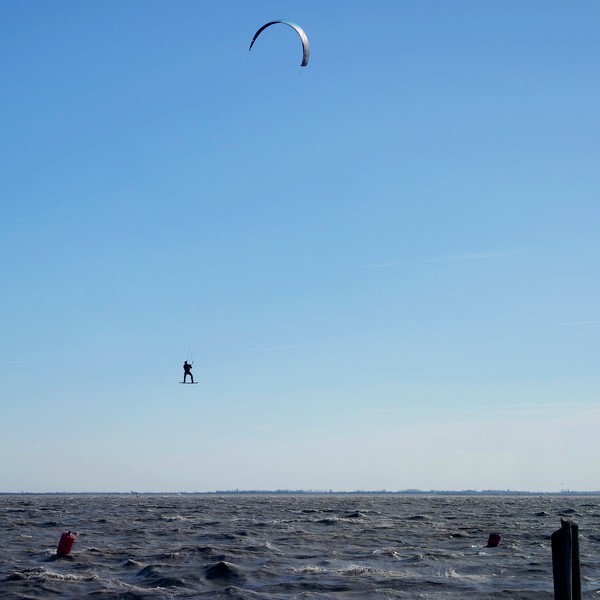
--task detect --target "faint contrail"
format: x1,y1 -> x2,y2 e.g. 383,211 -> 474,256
364,249 -> 521,269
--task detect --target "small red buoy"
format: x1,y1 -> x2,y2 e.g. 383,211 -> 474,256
56,530 -> 76,556
486,532 -> 501,548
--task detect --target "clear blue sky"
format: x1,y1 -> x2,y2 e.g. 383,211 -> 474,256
2,1 -> 599,493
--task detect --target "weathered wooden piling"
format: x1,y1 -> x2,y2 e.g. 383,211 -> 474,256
551,519 -> 581,600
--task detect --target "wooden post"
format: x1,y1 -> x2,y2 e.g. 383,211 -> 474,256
551,519 -> 581,600
571,522 -> 581,600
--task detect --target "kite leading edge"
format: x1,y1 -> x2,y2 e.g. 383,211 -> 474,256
249,20 -> 310,67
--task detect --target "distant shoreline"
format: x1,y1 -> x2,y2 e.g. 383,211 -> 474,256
2,490 -> 599,496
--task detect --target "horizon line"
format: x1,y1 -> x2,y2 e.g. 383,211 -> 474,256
2,489 -> 599,496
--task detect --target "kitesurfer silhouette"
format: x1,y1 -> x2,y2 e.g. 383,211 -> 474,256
183,361 -> 194,383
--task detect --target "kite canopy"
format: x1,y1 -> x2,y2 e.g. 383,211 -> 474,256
249,21 -> 310,67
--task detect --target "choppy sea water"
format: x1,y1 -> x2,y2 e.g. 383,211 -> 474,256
2,494 -> 600,599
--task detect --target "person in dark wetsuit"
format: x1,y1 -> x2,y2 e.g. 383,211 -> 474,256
183,361 -> 194,383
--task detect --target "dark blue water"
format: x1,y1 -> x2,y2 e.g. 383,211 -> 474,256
2,494 -> 599,598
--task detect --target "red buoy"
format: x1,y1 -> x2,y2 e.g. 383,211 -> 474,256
56,531 -> 76,556
486,532 -> 501,548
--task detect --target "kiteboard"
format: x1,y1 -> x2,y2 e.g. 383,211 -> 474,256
179,382 -> 198,384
